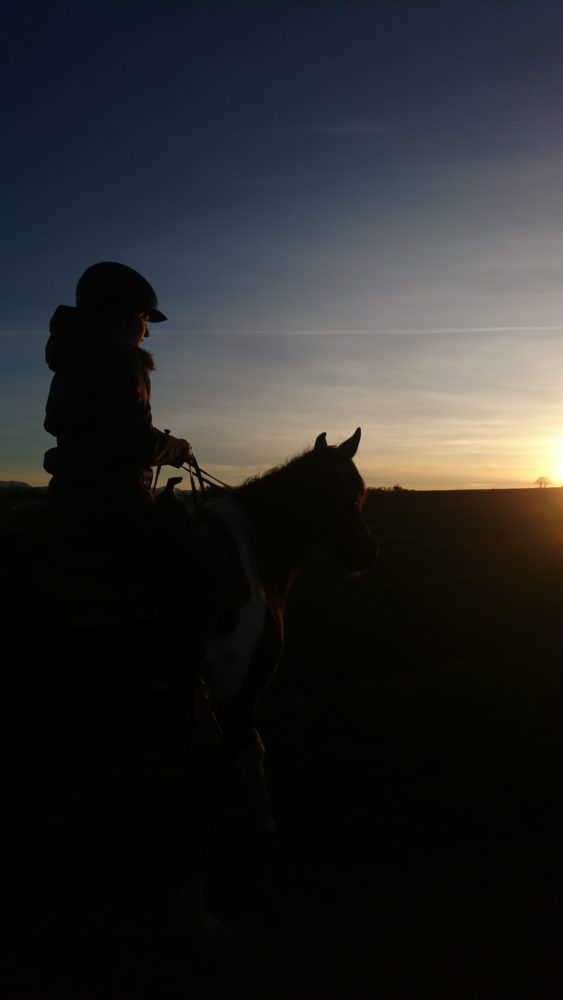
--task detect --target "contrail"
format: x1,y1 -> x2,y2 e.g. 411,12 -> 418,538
160,325 -> 563,338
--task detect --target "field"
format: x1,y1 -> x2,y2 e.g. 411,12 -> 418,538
3,488 -> 563,996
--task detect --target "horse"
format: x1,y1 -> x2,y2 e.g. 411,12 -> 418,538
194,427 -> 377,846
1,427 -> 377,957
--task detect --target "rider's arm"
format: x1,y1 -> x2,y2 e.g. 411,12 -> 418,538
144,425 -> 191,468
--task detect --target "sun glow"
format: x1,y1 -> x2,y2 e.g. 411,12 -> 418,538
550,441 -> 563,486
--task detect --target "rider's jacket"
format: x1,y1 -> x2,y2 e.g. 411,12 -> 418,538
43,305 -> 189,510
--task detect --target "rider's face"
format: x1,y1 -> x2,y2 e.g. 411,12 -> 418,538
128,313 -> 150,346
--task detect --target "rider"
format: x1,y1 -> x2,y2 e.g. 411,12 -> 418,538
44,261 -> 192,512
42,263 -> 232,939
42,259 -> 240,642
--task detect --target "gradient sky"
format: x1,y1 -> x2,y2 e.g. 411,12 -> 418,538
2,0 -> 562,489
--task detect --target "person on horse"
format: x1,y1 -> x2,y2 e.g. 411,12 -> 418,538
41,262 -> 236,941
42,259 -> 244,667
43,261 -> 224,617
44,261 -> 191,514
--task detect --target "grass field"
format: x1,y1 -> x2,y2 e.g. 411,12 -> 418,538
251,488 -> 563,997
3,488 -> 563,996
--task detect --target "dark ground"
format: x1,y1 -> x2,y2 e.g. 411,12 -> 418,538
3,488 -> 563,997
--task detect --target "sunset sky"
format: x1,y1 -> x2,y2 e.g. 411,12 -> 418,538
2,1 -> 562,489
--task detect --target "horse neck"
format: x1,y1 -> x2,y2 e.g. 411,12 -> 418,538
233,475 -> 309,613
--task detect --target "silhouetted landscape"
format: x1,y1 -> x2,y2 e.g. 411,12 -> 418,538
3,486 -> 563,996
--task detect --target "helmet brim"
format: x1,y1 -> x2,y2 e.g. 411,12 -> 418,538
147,308 -> 167,323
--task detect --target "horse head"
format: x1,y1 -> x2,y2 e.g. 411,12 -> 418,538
310,427 -> 378,573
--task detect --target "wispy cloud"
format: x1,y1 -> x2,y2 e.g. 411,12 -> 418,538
301,122 -> 390,136
164,325 -> 563,338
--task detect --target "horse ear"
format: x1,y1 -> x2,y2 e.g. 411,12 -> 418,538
314,432 -> 328,451
338,427 -> 361,459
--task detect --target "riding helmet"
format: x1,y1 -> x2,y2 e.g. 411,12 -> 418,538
75,262 -> 167,322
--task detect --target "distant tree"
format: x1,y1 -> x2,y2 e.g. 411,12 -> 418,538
535,476 -> 551,489
374,484 -> 414,492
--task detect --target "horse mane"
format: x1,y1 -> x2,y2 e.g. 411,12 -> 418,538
237,446 -> 316,492
235,442 -> 367,510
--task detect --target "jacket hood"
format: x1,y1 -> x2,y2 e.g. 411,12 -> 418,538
45,305 -> 155,373
46,305 -> 96,373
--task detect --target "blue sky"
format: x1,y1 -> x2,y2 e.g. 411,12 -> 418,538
2,1 -> 563,488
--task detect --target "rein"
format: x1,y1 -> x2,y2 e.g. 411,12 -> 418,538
152,434 -> 232,505
180,454 -> 233,508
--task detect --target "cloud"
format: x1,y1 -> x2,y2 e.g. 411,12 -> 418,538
162,325 -> 563,339
301,123 -> 390,136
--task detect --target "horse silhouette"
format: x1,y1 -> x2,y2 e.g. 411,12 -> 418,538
197,428 -> 376,835
2,427 -> 377,938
